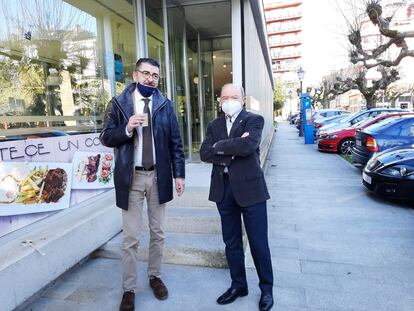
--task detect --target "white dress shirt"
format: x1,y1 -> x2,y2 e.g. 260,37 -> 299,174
223,108 -> 242,172
225,108 -> 243,136
125,89 -> 157,167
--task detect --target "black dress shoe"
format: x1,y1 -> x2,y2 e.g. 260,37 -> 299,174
259,292 -> 274,311
217,287 -> 248,305
119,291 -> 135,311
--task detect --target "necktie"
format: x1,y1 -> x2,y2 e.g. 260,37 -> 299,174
142,98 -> 154,169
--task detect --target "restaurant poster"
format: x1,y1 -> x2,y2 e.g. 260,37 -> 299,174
0,133 -> 114,237
72,151 -> 114,189
0,162 -> 73,216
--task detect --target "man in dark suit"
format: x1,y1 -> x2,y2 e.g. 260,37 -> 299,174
200,83 -> 273,311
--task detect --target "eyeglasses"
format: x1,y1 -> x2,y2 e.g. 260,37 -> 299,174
219,95 -> 242,102
138,70 -> 160,81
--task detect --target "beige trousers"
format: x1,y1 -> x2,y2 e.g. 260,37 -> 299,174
122,170 -> 166,292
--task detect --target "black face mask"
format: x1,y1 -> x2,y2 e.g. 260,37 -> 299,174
137,83 -> 156,98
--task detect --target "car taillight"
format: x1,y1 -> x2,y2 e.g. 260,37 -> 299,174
366,136 -> 378,152
314,123 -> 322,128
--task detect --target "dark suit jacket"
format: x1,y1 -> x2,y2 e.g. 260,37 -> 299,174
200,109 -> 270,207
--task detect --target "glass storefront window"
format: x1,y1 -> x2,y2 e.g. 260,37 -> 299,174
0,0 -> 137,139
111,8 -> 137,95
0,0 -> 137,237
0,0 -> 105,136
145,0 -> 167,95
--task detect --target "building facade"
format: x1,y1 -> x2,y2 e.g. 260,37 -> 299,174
0,0 -> 274,160
0,1 -> 274,309
263,0 -> 303,116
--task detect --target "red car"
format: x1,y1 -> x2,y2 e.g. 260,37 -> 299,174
318,112 -> 414,155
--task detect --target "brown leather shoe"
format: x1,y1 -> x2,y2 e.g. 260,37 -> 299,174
119,291 -> 135,311
149,276 -> 168,300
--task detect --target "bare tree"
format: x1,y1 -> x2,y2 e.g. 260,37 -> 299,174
385,83 -> 414,107
317,67 -> 361,108
330,0 -> 414,108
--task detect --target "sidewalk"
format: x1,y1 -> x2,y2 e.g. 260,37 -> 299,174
20,122 -> 414,311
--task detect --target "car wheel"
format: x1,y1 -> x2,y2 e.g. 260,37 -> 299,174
338,138 -> 355,155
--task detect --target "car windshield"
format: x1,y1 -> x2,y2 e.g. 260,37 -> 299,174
324,114 -> 345,122
338,111 -> 358,123
352,115 -> 383,128
363,116 -> 402,132
316,114 -> 342,123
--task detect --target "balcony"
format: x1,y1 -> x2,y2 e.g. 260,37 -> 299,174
269,41 -> 302,48
271,52 -> 301,61
267,27 -> 302,35
264,1 -> 303,11
272,65 -> 299,73
265,13 -> 302,23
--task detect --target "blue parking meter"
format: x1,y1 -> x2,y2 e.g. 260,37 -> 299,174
301,93 -> 314,144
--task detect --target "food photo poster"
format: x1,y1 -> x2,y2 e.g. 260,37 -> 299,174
72,151 -> 114,189
0,133 -> 114,236
0,162 -> 73,216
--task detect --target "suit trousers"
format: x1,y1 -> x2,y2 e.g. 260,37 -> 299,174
122,170 -> 165,292
217,178 -> 273,293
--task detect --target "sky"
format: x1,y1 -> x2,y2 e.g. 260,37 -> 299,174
299,0 -> 414,87
301,0 -> 351,87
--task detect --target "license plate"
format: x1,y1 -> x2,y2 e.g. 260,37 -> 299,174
363,172 -> 371,184
356,140 -> 362,147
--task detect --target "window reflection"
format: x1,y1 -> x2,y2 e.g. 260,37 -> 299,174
0,0 -> 137,139
146,0 -> 167,95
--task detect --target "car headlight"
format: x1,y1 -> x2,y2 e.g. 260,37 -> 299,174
324,134 -> 337,140
366,158 -> 381,171
380,165 -> 414,178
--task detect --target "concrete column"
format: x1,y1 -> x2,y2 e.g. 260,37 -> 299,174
231,0 -> 243,86
102,15 -> 115,97
134,0 -> 148,58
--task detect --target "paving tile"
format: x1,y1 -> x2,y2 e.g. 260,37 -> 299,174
275,271 -> 340,291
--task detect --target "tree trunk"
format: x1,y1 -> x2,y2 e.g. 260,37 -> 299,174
321,99 -> 329,109
365,96 -> 377,109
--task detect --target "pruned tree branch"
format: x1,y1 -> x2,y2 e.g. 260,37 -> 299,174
326,0 -> 414,108
366,0 -> 414,38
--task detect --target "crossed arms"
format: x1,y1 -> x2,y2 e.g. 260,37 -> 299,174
200,115 -> 264,166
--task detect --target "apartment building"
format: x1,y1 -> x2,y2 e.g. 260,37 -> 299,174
263,0 -> 303,109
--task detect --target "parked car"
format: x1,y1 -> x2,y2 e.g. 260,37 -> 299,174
317,108 -> 407,137
363,146 -> 414,201
295,114 -> 301,130
314,114 -> 350,128
313,114 -> 350,138
311,109 -> 349,123
288,113 -> 299,124
318,112 -> 414,155
352,115 -> 414,166
0,129 -> 67,142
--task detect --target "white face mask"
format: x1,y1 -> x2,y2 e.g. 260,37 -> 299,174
221,100 -> 242,117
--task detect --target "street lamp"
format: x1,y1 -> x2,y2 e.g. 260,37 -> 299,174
297,66 -> 305,137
